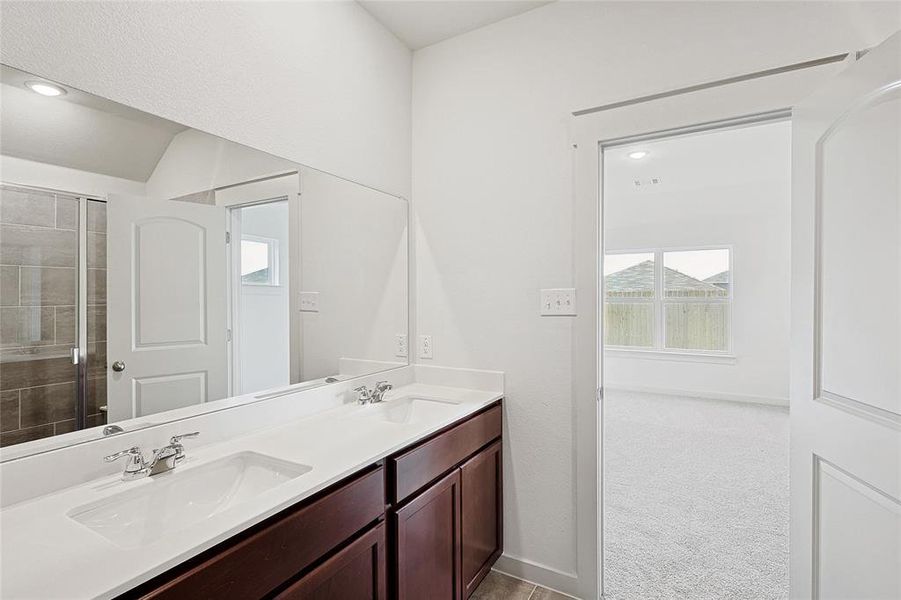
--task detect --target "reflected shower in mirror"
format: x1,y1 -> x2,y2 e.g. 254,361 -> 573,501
0,64 -> 408,454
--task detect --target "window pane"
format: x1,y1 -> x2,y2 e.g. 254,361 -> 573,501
665,302 -> 729,351
663,249 -> 729,298
604,252 -> 655,299
241,239 -> 271,284
605,303 -> 655,347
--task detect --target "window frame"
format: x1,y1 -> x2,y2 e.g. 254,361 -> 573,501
240,234 -> 281,287
604,245 -> 734,356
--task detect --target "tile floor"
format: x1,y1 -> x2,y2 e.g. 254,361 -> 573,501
472,571 -> 571,600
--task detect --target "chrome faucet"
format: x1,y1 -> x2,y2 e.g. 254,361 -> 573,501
353,381 -> 393,405
104,432 -> 200,481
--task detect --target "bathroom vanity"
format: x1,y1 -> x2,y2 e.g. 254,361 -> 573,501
0,374 -> 505,599
121,401 -> 502,600
0,59 -> 504,600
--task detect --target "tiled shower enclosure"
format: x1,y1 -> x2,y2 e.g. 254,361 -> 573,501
0,184 -> 107,446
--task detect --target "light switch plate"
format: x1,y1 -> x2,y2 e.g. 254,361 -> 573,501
418,335 -> 433,359
540,288 -> 576,316
395,334 -> 408,358
299,291 -> 320,313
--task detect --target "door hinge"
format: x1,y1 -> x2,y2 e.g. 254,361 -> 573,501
71,347 -> 80,365
596,387 -> 604,402
225,231 -> 231,244
226,328 -> 232,342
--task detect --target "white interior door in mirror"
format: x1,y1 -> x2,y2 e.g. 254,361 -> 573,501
819,84 -> 900,416
107,195 -> 227,421
791,31 -> 901,600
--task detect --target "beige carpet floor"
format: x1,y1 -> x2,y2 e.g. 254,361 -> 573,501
603,390 -> 789,600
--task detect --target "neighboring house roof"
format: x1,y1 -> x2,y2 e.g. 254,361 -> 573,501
605,260 -> 728,298
704,270 -> 730,285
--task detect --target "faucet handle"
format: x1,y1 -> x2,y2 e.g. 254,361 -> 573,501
104,447 -> 149,480
169,431 -> 200,445
353,385 -> 372,403
374,380 -> 391,390
104,446 -> 144,463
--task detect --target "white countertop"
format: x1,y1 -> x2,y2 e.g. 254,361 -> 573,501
0,383 -> 502,600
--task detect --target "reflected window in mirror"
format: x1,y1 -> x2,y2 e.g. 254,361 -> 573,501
241,236 -> 280,286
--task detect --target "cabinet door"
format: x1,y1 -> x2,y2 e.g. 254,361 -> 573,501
275,524 -> 386,600
460,441 -> 503,598
393,469 -> 463,600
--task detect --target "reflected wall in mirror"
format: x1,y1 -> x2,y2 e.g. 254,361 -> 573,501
0,64 -> 409,453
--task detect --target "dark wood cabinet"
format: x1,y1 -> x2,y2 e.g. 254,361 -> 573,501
124,466 -> 385,600
274,523 -> 387,600
121,400 -> 503,600
391,406 -> 504,600
393,469 -> 463,600
460,440 -> 503,598
390,404 -> 502,504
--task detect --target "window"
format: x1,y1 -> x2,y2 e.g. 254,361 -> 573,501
604,248 -> 731,353
241,235 -> 280,286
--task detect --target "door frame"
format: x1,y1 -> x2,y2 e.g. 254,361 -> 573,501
218,172 -> 300,397
570,57 -> 851,600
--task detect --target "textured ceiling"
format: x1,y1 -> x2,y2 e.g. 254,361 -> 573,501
1,64 -> 187,182
358,0 -> 552,49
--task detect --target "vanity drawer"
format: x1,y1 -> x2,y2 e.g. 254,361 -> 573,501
390,403 -> 501,504
132,466 -> 385,600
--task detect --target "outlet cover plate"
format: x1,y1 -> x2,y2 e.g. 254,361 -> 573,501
299,291 -> 320,313
418,335 -> 433,359
395,334 -> 408,358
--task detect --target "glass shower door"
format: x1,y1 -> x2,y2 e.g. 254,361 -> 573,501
0,185 -> 107,446
1,184 -> 80,446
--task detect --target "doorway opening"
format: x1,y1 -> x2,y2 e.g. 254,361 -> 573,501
601,118 -> 792,599
228,198 -> 291,396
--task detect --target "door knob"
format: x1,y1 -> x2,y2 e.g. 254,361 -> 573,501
111,360 -> 126,372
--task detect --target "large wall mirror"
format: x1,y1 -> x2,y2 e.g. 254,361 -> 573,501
0,64 -> 409,457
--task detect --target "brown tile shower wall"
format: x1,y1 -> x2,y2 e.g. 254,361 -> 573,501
0,185 -> 107,447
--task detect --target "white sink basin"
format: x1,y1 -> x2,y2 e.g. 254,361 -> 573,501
354,396 -> 461,424
69,452 -> 311,548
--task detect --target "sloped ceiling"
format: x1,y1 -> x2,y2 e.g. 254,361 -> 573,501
358,0 -> 552,50
0,65 -> 187,182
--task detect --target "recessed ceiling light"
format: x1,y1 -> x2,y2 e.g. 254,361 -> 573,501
25,81 -> 67,97
628,150 -> 648,160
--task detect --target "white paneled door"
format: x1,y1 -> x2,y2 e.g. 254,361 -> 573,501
791,32 -> 900,599
107,196 -> 228,421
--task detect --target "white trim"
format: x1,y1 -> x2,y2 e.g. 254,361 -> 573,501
605,348 -> 736,364
605,384 -> 789,407
494,555 -> 580,598
573,58 -> 844,600
239,233 -> 281,287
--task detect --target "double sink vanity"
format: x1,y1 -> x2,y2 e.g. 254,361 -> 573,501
0,62 -> 504,600
0,369 -> 504,599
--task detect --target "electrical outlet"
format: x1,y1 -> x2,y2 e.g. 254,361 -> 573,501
299,291 -> 320,313
540,288 -> 577,316
418,335 -> 433,359
395,334 -> 408,358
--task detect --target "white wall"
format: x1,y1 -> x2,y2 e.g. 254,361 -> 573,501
300,169 -> 408,380
0,1 -> 412,198
411,2 -> 900,595
604,121 -> 792,405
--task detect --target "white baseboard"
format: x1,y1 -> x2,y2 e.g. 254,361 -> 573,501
493,554 -> 581,599
605,384 -> 789,407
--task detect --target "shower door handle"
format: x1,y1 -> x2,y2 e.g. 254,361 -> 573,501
112,360 -> 126,372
